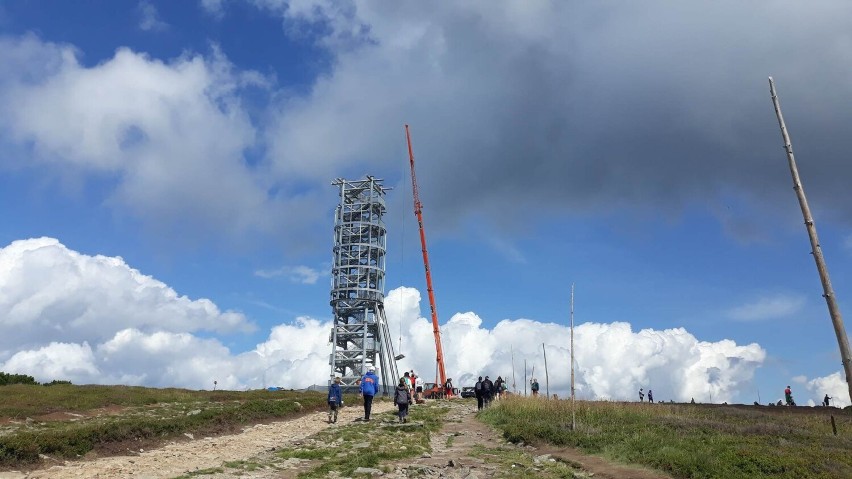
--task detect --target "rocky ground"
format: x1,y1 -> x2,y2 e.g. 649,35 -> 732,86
0,399 -> 671,479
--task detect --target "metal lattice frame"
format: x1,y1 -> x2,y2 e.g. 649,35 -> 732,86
329,176 -> 399,395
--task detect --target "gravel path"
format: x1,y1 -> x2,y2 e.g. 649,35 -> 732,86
0,401 -> 394,479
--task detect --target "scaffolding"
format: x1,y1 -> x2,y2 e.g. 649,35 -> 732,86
329,176 -> 399,394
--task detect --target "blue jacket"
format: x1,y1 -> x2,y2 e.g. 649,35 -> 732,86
360,372 -> 380,396
328,383 -> 342,405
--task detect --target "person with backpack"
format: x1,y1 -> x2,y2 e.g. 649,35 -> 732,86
483,376 -> 495,406
474,376 -> 484,410
530,378 -> 540,397
394,378 -> 412,423
359,366 -> 380,421
327,376 -> 343,424
784,386 -> 795,406
494,376 -> 504,400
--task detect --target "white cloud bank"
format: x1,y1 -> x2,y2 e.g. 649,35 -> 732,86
0,238 -> 782,403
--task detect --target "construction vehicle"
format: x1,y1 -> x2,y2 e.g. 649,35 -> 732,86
405,125 -> 451,398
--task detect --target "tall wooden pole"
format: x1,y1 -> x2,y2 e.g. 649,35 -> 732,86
769,77 -> 852,405
543,343 -> 550,399
571,283 -> 576,430
524,359 -> 528,396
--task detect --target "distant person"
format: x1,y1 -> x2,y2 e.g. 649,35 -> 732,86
474,376 -> 485,410
823,394 -> 832,407
784,385 -> 794,406
530,378 -> 540,397
648,389 -> 654,403
403,371 -> 413,391
410,370 -> 417,391
359,367 -> 380,421
394,378 -> 412,423
445,378 -> 454,397
690,397 -> 695,404
639,388 -> 645,402
327,377 -> 343,424
483,376 -> 495,406
494,376 -> 504,400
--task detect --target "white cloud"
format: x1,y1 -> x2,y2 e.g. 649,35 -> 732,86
0,256 -> 768,401
0,237 -> 253,353
726,294 -> 805,321
138,1 -> 168,32
255,265 -> 325,284
804,372 -> 850,408
0,34 -> 322,244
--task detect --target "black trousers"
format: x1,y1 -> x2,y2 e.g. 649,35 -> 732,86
363,394 -> 375,419
476,395 -> 484,410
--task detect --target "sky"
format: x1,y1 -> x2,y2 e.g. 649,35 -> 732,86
0,0 -> 851,407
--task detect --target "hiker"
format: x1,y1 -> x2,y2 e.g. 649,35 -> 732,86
327,377 -> 343,424
784,385 -> 794,406
823,394 -> 832,407
483,376 -> 495,406
690,397 -> 695,404
494,376 -> 504,400
359,366 -> 380,421
648,389 -> 654,403
530,378 -> 540,397
410,370 -> 417,391
474,376 -> 485,410
445,377 -> 454,397
403,371 -> 413,391
639,388 -> 645,402
394,378 -> 412,423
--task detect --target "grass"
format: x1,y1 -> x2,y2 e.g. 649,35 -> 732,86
269,401 -> 449,479
0,384 -> 329,468
478,397 -> 852,479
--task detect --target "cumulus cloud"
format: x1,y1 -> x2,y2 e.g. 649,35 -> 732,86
0,237 -> 253,353
803,372 -> 850,408
137,1 -> 168,32
0,34 -> 323,245
254,265 -> 325,284
726,294 -> 805,321
0,246 -> 767,402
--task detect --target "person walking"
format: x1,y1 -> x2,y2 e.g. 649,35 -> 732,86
494,376 -> 504,400
648,389 -> 654,403
639,388 -> 645,402
474,376 -> 485,411
530,378 -> 540,397
784,385 -> 794,406
444,377 -> 454,397
823,394 -> 832,407
394,378 -> 412,423
327,377 -> 343,424
359,367 -> 380,421
483,376 -> 495,406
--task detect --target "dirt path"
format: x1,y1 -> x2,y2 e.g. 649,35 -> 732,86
378,400 -> 673,479
0,402 -> 394,479
0,400 -> 672,479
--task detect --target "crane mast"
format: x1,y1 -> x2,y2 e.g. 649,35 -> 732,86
405,124 -> 449,394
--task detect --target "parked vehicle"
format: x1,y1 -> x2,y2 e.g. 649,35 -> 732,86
460,386 -> 476,398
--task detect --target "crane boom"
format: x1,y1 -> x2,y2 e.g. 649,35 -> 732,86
405,124 -> 448,394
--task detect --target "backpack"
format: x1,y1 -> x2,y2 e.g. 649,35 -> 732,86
475,381 -> 482,392
394,387 -> 409,405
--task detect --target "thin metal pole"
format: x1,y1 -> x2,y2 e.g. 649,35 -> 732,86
571,283 -> 576,430
769,77 -> 852,405
543,343 -> 550,399
511,345 -> 517,394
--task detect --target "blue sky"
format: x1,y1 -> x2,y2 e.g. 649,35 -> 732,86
0,1 -> 850,407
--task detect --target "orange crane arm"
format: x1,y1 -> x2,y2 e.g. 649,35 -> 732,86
405,124 -> 448,394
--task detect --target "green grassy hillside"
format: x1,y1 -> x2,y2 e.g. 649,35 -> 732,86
479,397 -> 852,479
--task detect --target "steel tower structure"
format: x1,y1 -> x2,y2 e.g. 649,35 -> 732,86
329,176 -> 399,394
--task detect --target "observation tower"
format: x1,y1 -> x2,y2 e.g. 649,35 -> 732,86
329,176 -> 399,394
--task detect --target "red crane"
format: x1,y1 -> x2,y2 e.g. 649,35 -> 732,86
405,124 -> 450,397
